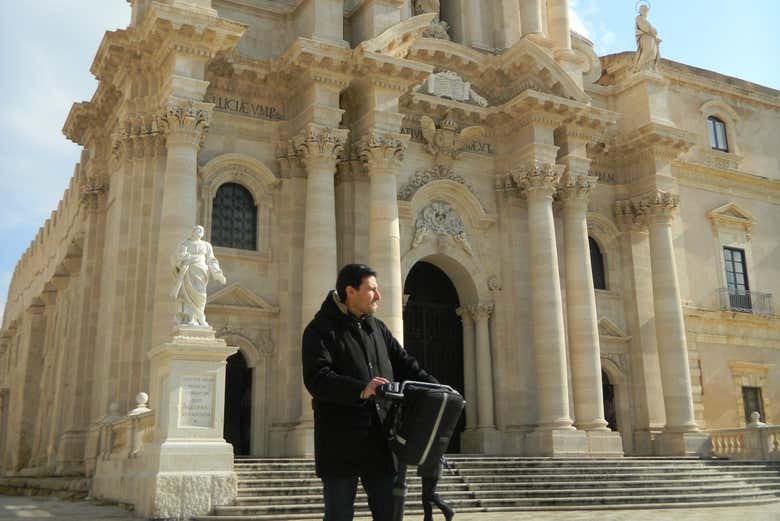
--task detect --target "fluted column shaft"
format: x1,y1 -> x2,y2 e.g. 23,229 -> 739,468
516,164 -> 574,430
471,304 -> 495,428
646,194 -> 699,432
360,132 -> 409,341
562,177 -> 609,431
295,126 -> 348,423
457,307 -> 477,429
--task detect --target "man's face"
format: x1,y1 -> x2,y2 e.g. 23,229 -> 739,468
345,275 -> 381,316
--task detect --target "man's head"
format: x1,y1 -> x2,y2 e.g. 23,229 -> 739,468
191,225 -> 205,240
336,264 -> 380,317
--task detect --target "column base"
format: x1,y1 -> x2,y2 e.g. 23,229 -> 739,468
525,429 -> 588,457
460,428 -> 502,455
287,422 -> 315,457
586,430 -> 624,457
654,431 -> 711,456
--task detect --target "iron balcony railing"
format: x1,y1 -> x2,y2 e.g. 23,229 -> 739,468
717,288 -> 775,316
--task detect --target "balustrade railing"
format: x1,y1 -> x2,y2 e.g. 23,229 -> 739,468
717,288 -> 775,316
709,413 -> 780,461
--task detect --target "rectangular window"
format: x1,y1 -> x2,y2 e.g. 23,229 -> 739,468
724,247 -> 751,311
708,116 -> 729,152
742,386 -> 765,424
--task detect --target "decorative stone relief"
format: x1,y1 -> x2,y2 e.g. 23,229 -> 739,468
397,165 -> 479,202
615,190 -> 680,228
602,352 -> 628,373
412,200 -> 473,256
417,71 -> 488,107
487,276 -> 502,292
420,111 -> 486,169
467,303 -> 494,321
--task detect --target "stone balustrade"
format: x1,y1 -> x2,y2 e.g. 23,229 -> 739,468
710,414 -> 780,461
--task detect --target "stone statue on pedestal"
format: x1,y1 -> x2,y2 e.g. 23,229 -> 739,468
170,225 -> 226,327
632,3 -> 661,73
415,0 -> 450,40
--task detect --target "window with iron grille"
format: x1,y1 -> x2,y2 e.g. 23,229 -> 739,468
211,183 -> 257,251
589,237 -> 607,290
708,116 -> 729,152
724,246 -> 751,311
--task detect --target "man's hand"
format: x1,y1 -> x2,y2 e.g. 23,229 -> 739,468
360,377 -> 390,400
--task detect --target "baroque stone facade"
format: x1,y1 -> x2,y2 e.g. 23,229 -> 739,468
1,0 -> 779,485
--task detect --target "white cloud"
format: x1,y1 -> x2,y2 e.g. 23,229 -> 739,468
569,0 -> 618,55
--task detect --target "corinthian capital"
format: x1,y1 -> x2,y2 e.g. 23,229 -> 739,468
560,174 -> 598,211
291,125 -> 349,164
159,98 -> 213,147
615,190 -> 680,230
467,303 -> 494,321
512,162 -> 564,199
358,131 -> 409,172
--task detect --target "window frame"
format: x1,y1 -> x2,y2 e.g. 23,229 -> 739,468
211,182 -> 258,252
707,116 -> 729,152
589,236 -> 607,291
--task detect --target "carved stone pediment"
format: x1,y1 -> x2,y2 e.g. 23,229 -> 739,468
597,317 -> 629,340
207,283 -> 280,317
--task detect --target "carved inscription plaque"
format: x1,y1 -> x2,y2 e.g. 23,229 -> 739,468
179,375 -> 215,428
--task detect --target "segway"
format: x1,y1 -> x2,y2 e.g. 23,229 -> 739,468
376,381 -> 466,521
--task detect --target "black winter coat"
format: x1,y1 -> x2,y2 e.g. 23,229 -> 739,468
302,291 -> 435,477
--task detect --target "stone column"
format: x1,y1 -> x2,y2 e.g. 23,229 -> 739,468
456,307 -> 477,430
547,0 -> 571,51
561,175 -> 623,456
291,125 -> 348,450
519,0 -> 543,36
515,163 -> 586,455
561,176 -> 608,430
152,100 -> 212,346
644,191 -> 708,455
471,304 -> 495,429
359,131 -> 409,341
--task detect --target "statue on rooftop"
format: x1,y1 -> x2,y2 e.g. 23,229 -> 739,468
632,3 -> 662,73
415,0 -> 450,40
170,225 -> 227,328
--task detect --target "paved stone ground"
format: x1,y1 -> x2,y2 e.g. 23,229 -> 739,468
0,496 -> 778,520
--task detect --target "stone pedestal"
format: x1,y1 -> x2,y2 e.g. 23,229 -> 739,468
586,431 -> 625,457
525,429 -> 588,457
461,428 -> 502,455
655,431 -> 711,457
140,327 -> 238,519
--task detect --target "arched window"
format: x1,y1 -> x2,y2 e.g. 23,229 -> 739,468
211,183 -> 257,251
708,116 -> 729,152
589,237 -> 606,290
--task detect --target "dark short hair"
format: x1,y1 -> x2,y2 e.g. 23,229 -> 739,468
336,264 -> 377,301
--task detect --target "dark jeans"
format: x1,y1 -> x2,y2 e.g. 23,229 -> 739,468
322,472 -> 395,521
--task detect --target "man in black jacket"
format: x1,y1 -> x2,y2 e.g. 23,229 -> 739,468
302,264 -> 436,521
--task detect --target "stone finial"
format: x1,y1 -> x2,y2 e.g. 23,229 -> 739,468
129,392 -> 151,416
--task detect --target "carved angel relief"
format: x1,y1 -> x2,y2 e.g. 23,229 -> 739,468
412,200 -> 473,256
420,111 -> 486,169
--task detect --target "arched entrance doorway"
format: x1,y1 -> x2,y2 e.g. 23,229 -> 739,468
224,351 -> 252,455
403,261 -> 464,452
602,369 -> 617,432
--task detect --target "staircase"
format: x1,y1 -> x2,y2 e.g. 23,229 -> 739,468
194,456 -> 780,520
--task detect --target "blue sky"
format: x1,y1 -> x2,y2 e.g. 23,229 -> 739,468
1,1 -> 778,318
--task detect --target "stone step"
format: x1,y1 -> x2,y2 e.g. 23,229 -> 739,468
461,476 -> 780,490
237,482 -> 470,496
457,470 -> 780,481
214,498 -> 483,516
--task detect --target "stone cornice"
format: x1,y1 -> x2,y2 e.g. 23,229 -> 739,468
607,122 -> 696,162
672,160 -> 780,203
63,102 -> 97,146
356,13 -> 435,58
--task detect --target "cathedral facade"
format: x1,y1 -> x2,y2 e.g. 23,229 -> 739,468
1,0 -> 779,479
